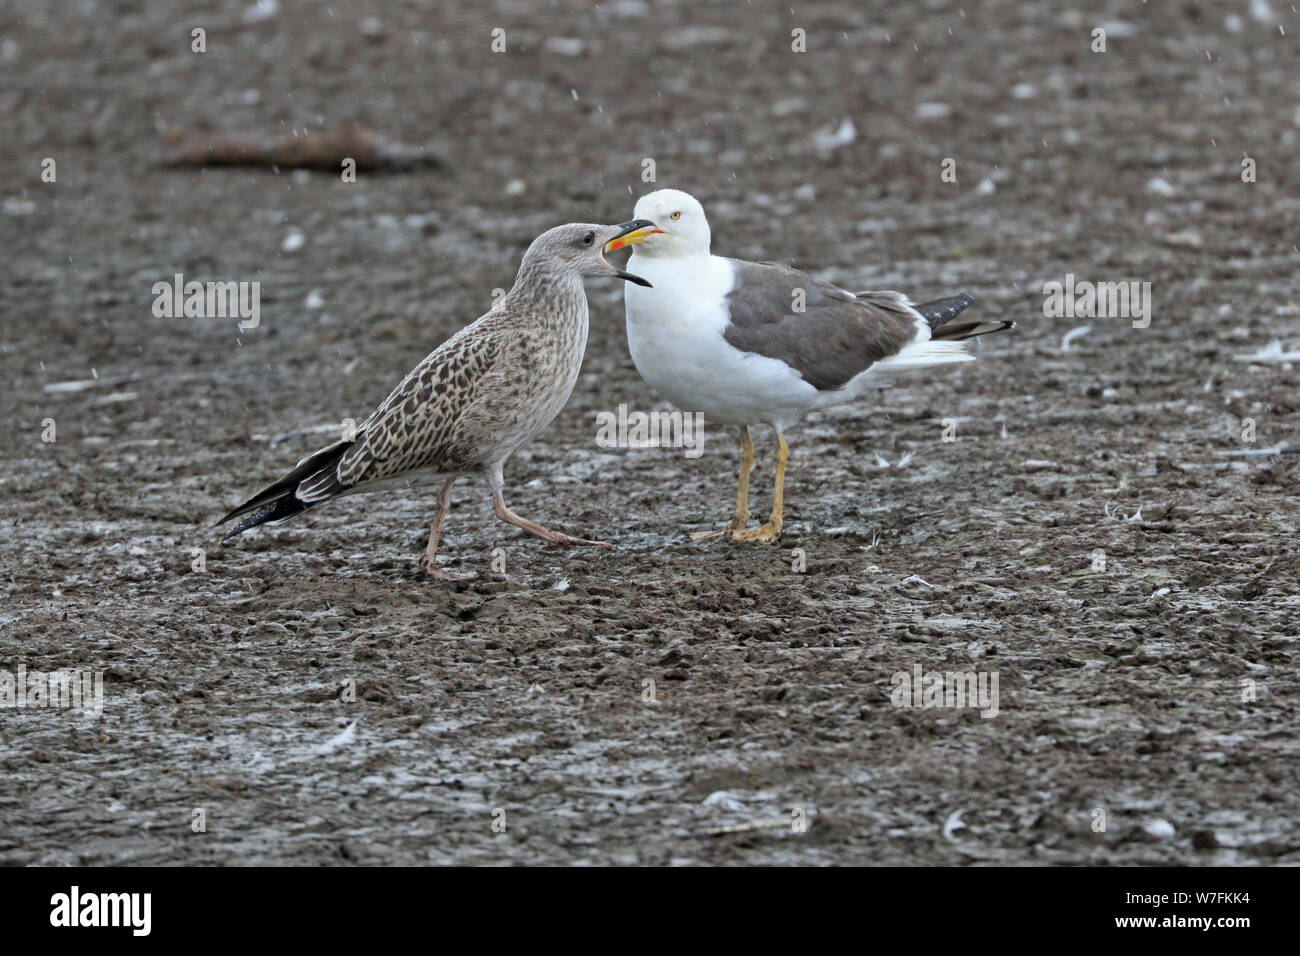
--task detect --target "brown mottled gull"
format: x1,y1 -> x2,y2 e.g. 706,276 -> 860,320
218,218 -> 660,578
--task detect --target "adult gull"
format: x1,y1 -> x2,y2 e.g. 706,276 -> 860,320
621,188 -> 1011,544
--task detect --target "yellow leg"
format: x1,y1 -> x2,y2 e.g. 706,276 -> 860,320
733,432 -> 786,544
690,426 -> 755,540
735,426 -> 755,523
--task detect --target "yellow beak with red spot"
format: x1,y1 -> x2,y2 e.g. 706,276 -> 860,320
599,219 -> 661,287
604,222 -> 662,254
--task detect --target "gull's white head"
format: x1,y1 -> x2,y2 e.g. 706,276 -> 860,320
630,188 -> 710,258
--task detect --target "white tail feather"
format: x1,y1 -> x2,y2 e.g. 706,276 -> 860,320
863,339 -> 973,380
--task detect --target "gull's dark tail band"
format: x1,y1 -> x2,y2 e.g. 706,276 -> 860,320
221,495 -> 310,539
217,439 -> 353,540
915,293 -> 1015,342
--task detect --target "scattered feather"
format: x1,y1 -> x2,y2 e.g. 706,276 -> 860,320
1250,0 -> 1275,24
1218,446 -> 1300,457
1146,176 -> 1176,197
942,809 -> 967,841
915,102 -> 952,119
1061,325 -> 1092,352
1104,501 -> 1143,522
702,818 -> 792,837
1098,20 -> 1137,38
703,790 -> 747,812
243,0 -> 279,24
2,197 -> 37,216
1142,818 -> 1176,840
813,118 -> 856,151
313,720 -> 357,755
1233,339 -> 1300,363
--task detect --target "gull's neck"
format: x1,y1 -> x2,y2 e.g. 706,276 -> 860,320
631,246 -> 713,266
499,266 -> 588,353
506,263 -> 585,310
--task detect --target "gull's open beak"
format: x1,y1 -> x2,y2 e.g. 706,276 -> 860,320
601,219 -> 662,287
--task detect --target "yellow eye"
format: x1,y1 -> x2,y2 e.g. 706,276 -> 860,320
669,211 -> 682,220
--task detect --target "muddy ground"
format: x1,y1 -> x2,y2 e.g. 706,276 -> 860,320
1,1 -> 1297,865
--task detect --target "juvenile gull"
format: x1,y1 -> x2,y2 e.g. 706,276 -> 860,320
219,219 -> 659,578
621,188 -> 1012,544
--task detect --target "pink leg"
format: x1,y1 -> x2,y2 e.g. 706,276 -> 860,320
423,478 -> 471,579
492,491 -> 610,548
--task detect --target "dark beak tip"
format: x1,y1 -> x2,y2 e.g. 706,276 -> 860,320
615,218 -> 657,235
617,270 -> 652,287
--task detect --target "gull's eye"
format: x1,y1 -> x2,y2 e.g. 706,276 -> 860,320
582,232 -> 594,246
669,211 -> 682,221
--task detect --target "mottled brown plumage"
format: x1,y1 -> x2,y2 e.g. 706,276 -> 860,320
219,219 -> 659,578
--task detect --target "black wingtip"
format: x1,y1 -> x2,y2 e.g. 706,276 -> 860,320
915,293 -> 976,329
216,439 -> 353,531
221,495 -> 308,541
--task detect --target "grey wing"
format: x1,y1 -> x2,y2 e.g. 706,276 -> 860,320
721,259 -> 921,391
296,330 -> 500,500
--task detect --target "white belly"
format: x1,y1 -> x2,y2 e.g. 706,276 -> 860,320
623,254 -> 819,427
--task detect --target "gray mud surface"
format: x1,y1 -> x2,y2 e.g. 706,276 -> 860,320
1,1 -> 1297,865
